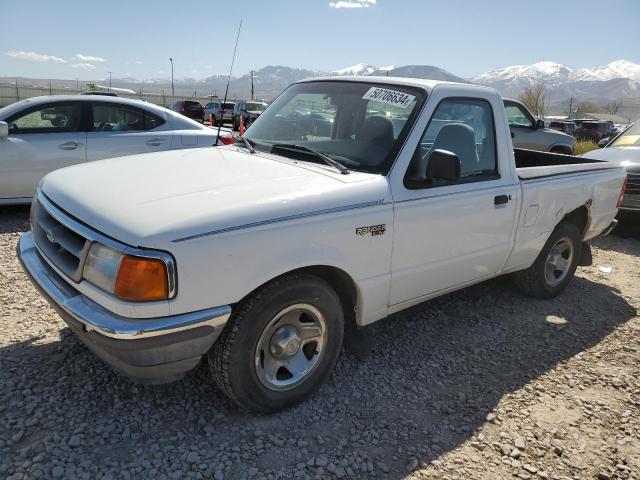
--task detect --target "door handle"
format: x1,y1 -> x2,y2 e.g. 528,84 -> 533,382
58,141 -> 79,150
494,194 -> 511,205
145,138 -> 164,146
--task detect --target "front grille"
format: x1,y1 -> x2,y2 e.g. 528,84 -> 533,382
32,198 -> 89,282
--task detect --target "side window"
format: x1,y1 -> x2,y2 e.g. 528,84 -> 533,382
505,103 -> 533,128
91,104 -> 163,131
145,112 -> 165,130
7,103 -> 82,134
406,98 -> 498,188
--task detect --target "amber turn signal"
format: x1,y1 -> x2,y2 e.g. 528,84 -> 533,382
114,255 -> 168,301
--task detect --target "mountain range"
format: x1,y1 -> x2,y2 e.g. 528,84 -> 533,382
3,60 -> 639,118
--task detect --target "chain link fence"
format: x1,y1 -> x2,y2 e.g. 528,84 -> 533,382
0,82 -> 219,109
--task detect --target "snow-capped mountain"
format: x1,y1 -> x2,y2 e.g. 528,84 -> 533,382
472,59 -> 640,100
331,63 -> 378,76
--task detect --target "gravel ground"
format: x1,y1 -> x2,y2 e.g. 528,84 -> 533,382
1,206 -> 638,480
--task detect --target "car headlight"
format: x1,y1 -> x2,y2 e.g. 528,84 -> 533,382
82,243 -> 173,302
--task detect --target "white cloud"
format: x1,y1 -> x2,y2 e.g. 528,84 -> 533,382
135,60 -> 142,65
329,0 -> 375,9
71,63 -> 97,70
6,50 -> 66,63
72,53 -> 106,63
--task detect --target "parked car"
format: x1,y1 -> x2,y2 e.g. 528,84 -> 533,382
18,77 -> 625,413
0,95 -> 233,204
548,120 -> 577,134
574,121 -> 617,143
170,100 -> 205,123
582,120 -> 639,212
233,100 -> 268,130
504,99 -> 576,154
203,101 -> 235,126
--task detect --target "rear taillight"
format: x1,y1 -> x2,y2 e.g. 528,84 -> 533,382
180,104 -> 185,112
616,178 -> 627,208
218,135 -> 235,145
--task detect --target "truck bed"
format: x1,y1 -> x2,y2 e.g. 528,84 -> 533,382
515,148 -> 618,180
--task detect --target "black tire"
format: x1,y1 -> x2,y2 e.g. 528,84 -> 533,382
208,274 -> 344,413
514,221 -> 582,299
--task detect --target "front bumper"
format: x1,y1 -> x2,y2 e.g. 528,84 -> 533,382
18,232 -> 231,384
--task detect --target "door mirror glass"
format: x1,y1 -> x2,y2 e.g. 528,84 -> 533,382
427,149 -> 461,182
0,121 -> 8,138
535,119 -> 545,129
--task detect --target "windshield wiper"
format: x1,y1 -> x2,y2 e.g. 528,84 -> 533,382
236,136 -> 256,154
271,143 -> 349,175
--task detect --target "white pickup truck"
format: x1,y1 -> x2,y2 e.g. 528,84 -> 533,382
18,77 -> 626,413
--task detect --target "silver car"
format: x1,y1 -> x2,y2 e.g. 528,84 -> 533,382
0,95 -> 233,205
203,101 -> 235,126
583,121 -> 639,212
504,99 -> 576,154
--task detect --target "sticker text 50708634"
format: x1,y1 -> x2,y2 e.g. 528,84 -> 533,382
362,87 -> 416,109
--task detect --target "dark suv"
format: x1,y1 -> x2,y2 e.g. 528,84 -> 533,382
170,100 -> 204,123
574,121 -> 616,142
548,120 -> 577,134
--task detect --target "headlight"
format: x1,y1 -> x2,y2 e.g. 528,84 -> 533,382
82,243 -> 171,302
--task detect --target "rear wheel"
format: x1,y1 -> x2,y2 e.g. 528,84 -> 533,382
514,221 -> 582,298
208,274 -> 344,413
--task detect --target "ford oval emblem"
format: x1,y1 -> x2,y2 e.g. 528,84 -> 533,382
46,229 -> 56,244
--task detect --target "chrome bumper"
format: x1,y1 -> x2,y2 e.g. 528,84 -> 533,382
18,232 -> 230,339
18,232 -> 231,383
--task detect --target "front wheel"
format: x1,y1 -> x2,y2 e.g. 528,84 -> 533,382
208,274 -> 344,413
514,221 -> 582,298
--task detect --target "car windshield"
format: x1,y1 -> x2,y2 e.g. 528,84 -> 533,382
244,81 -> 424,174
223,103 -> 234,110
611,121 -> 640,147
246,102 -> 267,112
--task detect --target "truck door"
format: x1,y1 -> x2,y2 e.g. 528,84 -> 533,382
389,94 -> 518,306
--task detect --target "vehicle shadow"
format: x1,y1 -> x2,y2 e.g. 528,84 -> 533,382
0,205 -> 30,234
0,273 -> 635,478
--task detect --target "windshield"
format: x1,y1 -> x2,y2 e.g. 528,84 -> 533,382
246,102 -> 267,112
244,81 -> 424,174
611,121 -> 640,147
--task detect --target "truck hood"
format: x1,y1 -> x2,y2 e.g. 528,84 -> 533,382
582,146 -> 640,168
41,146 -> 389,247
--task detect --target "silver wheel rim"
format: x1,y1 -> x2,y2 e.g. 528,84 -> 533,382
254,304 -> 327,391
544,237 -> 573,287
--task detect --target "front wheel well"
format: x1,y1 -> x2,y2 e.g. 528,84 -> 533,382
240,266 -> 359,330
549,145 -> 573,155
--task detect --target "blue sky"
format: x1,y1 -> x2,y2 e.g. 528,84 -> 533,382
1,0 -> 639,81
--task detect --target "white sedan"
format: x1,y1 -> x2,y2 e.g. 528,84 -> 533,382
0,95 -> 234,205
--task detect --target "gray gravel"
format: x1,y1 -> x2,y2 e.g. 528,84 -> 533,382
1,205 -> 639,480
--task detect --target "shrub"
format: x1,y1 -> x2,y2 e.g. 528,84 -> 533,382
574,140 -> 599,155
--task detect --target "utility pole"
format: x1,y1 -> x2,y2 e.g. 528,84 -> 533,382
250,70 -> 255,100
169,58 -> 174,96
568,97 -> 574,119
107,71 -> 112,91
76,78 -> 79,91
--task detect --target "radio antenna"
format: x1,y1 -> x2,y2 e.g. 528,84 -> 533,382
217,19 -> 243,142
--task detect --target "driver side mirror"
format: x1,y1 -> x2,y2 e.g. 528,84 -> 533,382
598,137 -> 610,148
535,119 -> 545,129
427,149 -> 461,182
0,121 -> 8,138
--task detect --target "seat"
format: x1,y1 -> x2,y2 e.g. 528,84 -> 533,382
357,115 -> 395,150
411,123 -> 479,181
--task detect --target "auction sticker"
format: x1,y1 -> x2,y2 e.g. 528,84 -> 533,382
362,87 -> 415,108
